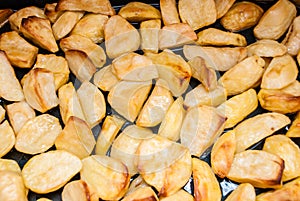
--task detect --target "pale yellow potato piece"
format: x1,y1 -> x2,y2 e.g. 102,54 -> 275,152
108,80 -> 152,122
52,11 -> 84,40
254,0 -> 296,40
256,177 -> 300,201
220,1 -> 263,32
183,45 -> 248,71
158,96 -> 185,141
184,84 -> 227,109
0,51 -> 24,101
126,175 -> 149,195
180,105 -> 226,157
234,112 -> 290,152
56,0 -> 115,15
37,198 -> 52,201
159,23 -> 197,50
160,0 -> 180,25
33,54 -> 70,90
95,115 -> 125,155
22,150 -> 82,194
0,159 -> 21,173
20,16 -> 58,53
6,101 -> 35,134
93,65 -> 119,91
0,31 -> 38,68
247,39 -> 287,57
77,81 -> 106,128
140,19 -> 161,53
22,68 -> 58,113
71,13 -> 108,44
263,135 -> 300,182
178,0 -> 216,30
147,51 -> 191,97
55,116 -> 96,159
112,52 -> 158,81
0,105 -> 5,123
211,130 -> 236,178
122,186 -> 158,201
225,183 -> 255,201
15,114 -> 62,155
104,15 -> 140,59
284,16 -> 300,56
58,82 -> 86,124
215,0 -> 236,19
220,55 -> 265,96
192,158 -> 221,201
119,2 -> 161,22
137,135 -> 192,197
0,171 -> 27,201
8,6 -> 46,31
160,189 -> 194,201
136,79 -> 173,127
197,28 -> 247,46
0,121 -> 15,158
227,150 -> 284,188
217,89 -> 258,128
261,54 -> 298,90
80,155 -> 130,200
287,112 -> 300,137
60,35 -> 106,68
62,180 -> 98,201
44,3 -> 63,23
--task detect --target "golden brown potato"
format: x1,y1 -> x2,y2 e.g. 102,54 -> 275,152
62,180 -> 98,201
192,158 -> 222,201
22,150 -> 82,194
0,159 -> 21,173
0,171 -> 27,201
234,112 -> 290,152
93,65 -> 119,91
0,105 -> 5,123
122,187 -> 159,201
56,0 -> 115,15
160,189 -> 194,201
0,31 -> 38,68
0,9 -> 13,28
220,55 -> 265,96
196,28 -> 247,46
215,0 -> 235,19
140,19 -> 161,53
52,11 -> 84,40
104,15 -> 140,59
15,114 -> 62,155
0,121 -> 15,158
221,1 -> 263,32
286,112 -> 300,137
71,13 -> 108,44
183,45 -> 248,71
22,68 -> 58,113
20,16 -> 58,53
160,0 -> 180,25
283,16 -> 300,56
180,105 -> 226,157
211,130 -> 236,178
254,0 -> 296,40
178,0 -> 216,30
247,39 -> 287,57
227,150 -> 284,189
118,2 -> 161,22
44,3 -> 63,23
225,183 -> 255,201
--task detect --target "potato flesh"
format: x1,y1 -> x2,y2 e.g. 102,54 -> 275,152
287,112 -> 300,137
93,65 -> 119,91
44,3 -> 63,23
0,121 -> 15,158
247,39 -> 287,57
0,171 -> 27,201
62,180 -> 98,201
0,105 -> 5,123
225,183 -> 255,201
160,0 -> 180,25
140,19 -> 161,53
284,16 -> 300,56
160,189 -> 194,201
122,186 -> 159,201
0,159 -> 21,173
215,0 -> 235,19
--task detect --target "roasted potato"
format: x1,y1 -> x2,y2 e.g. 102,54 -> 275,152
62,180 -> 98,201
140,19 -> 161,53
247,39 -> 287,57
0,106 -> 4,123
283,16 -> 300,56
126,175 -> 149,195
225,183 -> 255,201
160,0 -> 180,25
160,189 -> 194,201
122,186 -> 159,201
93,65 -> 119,91
0,9 -> 13,28
286,111 -> 300,137
215,0 -> 235,19
0,121 -> 15,158
0,159 -> 21,173
44,3 -> 63,23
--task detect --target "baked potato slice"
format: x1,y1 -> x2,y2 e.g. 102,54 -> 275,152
126,175 -> 149,195
122,186 -> 158,201
160,189 -> 194,201
0,9 -> 13,28
0,171 -> 27,201
93,65 -> 119,91
286,111 -> 300,137
247,39 -> 287,57
62,180 -> 98,201
160,0 -> 180,25
283,16 -> 300,56
215,0 -> 235,19
140,19 -> 161,53
44,3 -> 63,23
0,159 -> 21,173
0,121 -> 15,158
0,105 -> 4,123
225,183 -> 255,201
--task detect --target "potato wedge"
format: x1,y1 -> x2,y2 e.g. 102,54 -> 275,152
211,130 -> 236,178
93,65 -> 119,92
247,39 -> 287,57
33,54 -> 69,90
159,23 -> 197,49
220,1 -> 263,32
118,2 -> 161,22
178,0 -> 216,30
217,89 -> 258,128
15,114 -> 62,155
286,112 -> 300,137
52,11 -> 84,40
22,68 -> 58,113
62,180 -> 99,201
0,171 -> 27,201
160,189 -> 194,201
0,159 -> 21,173
254,0 -> 296,40
0,9 -> 13,28
0,121 -> 15,158
263,135 -> 300,182
215,0 -> 235,19
108,80 -> 152,122
160,0 -> 180,25
234,112 -> 290,152
225,183 -> 255,201
71,13 -> 108,44
44,3 -> 63,23
261,54 -> 298,90
220,55 -> 265,96
20,16 -> 58,53
0,51 -> 24,101
140,19 -> 161,53
227,150 -> 284,188
283,16 -> 300,56
60,35 -> 106,68
122,186 -> 158,201
180,105 -> 226,157
136,79 -> 173,127
104,15 -> 140,59
197,28 -> 247,47
183,45 -> 248,71
0,31 -> 38,68
192,158 -> 222,201
0,105 -> 5,123
126,175 -> 149,195
80,155 -> 130,200
22,150 -> 82,194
